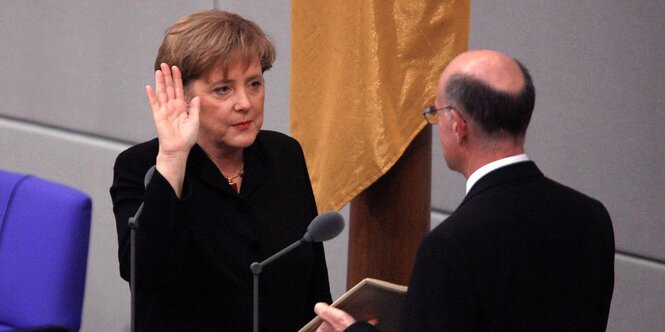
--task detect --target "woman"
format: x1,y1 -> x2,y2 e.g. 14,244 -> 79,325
110,10 -> 331,331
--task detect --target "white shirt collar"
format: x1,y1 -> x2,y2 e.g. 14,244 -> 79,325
466,154 -> 530,194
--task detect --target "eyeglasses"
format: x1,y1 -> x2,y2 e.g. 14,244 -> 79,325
422,105 -> 466,125
423,105 -> 451,124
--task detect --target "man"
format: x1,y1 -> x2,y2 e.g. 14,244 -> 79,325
314,50 -> 615,331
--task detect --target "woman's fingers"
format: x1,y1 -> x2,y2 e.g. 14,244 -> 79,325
172,65 -> 185,100
154,69 -> 167,106
145,85 -> 159,113
154,63 -> 186,107
160,63 -> 176,101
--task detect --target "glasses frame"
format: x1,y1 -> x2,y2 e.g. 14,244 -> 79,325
423,105 -> 453,124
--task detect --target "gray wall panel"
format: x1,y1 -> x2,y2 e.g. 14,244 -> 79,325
608,254 -> 665,331
0,1 -> 212,144
431,0 -> 665,260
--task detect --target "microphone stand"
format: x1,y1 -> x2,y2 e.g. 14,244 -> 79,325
250,239 -> 306,332
127,166 -> 155,332
128,205 -> 144,332
249,211 -> 345,332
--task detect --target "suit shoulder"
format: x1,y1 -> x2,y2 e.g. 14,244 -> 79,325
114,138 -> 159,171
542,176 -> 609,211
425,213 -> 471,247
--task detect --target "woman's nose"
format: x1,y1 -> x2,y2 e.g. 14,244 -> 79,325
233,88 -> 252,111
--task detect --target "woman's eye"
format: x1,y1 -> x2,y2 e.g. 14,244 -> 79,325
249,80 -> 262,89
214,86 -> 230,94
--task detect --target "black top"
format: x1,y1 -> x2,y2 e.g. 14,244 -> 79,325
111,130 -> 332,331
347,161 -> 615,331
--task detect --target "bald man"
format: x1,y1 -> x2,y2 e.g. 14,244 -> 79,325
313,50 -> 615,331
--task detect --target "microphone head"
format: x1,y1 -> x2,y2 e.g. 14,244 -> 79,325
303,211 -> 345,242
144,165 -> 156,189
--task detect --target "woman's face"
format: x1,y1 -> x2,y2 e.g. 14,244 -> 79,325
187,57 -> 265,154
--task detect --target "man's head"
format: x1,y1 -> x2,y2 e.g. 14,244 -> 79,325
433,50 -> 535,175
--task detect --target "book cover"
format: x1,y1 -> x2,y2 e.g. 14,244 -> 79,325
299,278 -> 408,332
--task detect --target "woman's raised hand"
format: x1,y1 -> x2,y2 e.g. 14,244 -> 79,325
145,63 -> 200,196
146,63 -> 200,156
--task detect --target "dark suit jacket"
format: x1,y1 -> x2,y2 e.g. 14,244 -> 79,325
401,161 -> 614,331
110,130 -> 332,331
347,161 -> 614,332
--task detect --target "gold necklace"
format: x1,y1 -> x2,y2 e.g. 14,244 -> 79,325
225,163 -> 244,191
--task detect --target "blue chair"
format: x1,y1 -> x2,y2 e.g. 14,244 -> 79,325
0,170 -> 92,332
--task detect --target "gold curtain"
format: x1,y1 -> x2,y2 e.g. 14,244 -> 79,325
291,0 -> 470,212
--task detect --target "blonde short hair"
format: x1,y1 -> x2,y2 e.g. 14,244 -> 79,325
154,10 -> 276,87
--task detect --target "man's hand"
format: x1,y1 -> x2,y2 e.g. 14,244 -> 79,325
314,302 -> 357,332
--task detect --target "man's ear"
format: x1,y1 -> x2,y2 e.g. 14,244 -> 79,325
451,110 -> 468,144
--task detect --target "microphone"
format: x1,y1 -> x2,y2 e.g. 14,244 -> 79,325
304,211 -> 345,242
128,165 -> 156,332
250,211 -> 345,332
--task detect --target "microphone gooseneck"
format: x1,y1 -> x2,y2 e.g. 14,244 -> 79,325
144,165 -> 156,188
251,211 -> 345,332
129,165 -> 156,332
128,165 -> 156,228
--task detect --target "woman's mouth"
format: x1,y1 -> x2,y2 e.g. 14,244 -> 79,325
232,121 -> 252,130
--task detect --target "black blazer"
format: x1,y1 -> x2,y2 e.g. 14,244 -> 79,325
399,161 -> 615,331
110,130 -> 332,331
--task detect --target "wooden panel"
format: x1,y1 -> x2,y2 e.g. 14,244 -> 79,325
347,127 -> 431,288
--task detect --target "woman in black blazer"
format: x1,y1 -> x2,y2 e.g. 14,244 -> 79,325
110,10 -> 331,331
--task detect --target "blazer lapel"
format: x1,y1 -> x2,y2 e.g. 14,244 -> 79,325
187,142 -> 267,197
185,144 -> 237,195
235,145 -> 267,197
238,145 -> 266,198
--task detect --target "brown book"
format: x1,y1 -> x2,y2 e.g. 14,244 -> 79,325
299,278 -> 408,332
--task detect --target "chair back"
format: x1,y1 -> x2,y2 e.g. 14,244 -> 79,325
0,170 -> 92,332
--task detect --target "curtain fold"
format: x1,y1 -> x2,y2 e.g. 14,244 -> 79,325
291,0 -> 470,211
